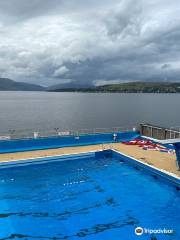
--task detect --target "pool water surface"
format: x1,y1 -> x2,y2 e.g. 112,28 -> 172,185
0,153 -> 179,240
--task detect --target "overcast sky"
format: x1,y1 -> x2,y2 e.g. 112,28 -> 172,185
0,0 -> 180,86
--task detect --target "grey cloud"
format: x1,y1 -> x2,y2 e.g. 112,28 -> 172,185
53,66 -> 69,77
161,64 -> 171,69
0,0 -> 63,21
103,0 -> 142,39
0,0 -> 115,22
0,0 -> 180,86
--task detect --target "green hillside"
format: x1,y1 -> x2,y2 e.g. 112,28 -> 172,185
95,82 -> 180,93
49,82 -> 180,93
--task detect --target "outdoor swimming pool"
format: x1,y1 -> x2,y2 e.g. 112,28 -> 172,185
0,150 -> 179,240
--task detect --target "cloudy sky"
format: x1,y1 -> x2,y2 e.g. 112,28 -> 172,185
0,0 -> 180,86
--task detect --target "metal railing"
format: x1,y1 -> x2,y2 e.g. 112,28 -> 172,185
169,126 -> 180,139
140,123 -> 180,140
0,126 -> 137,141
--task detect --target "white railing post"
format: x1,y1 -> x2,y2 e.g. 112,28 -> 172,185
170,127 -> 172,139
34,132 -> 39,139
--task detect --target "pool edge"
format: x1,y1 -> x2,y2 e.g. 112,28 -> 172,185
112,149 -> 180,187
0,148 -> 179,187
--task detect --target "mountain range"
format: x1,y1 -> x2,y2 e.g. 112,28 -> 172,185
0,78 -> 45,91
1,78 -> 180,93
47,81 -> 93,91
0,78 -> 90,91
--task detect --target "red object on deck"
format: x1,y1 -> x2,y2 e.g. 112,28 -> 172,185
122,138 -> 173,153
122,139 -> 152,146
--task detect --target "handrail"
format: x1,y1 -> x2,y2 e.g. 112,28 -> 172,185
0,126 -> 137,140
140,123 -> 180,139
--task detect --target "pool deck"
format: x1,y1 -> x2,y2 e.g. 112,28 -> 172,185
0,142 -> 179,177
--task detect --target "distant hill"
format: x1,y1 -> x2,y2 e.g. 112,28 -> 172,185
48,82 -> 180,93
2,79 -> 180,93
47,82 -> 93,91
95,82 -> 180,93
0,78 -> 45,91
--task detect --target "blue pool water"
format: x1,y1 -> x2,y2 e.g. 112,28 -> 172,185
0,152 -> 179,240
